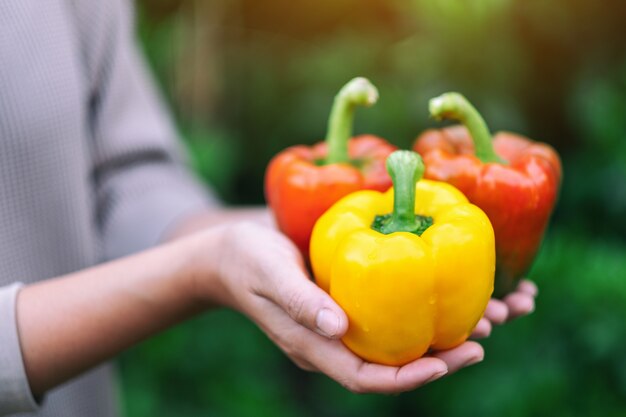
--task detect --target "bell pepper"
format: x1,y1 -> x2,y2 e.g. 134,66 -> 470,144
413,92 -> 562,297
310,150 -> 495,366
265,77 -> 397,258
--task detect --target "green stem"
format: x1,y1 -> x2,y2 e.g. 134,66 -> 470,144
372,151 -> 432,235
429,92 -> 503,163
324,77 -> 379,164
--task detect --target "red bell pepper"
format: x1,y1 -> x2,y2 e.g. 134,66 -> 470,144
413,92 -> 561,297
265,78 -> 397,258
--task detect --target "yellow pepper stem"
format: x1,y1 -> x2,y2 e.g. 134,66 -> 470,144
371,150 -> 433,235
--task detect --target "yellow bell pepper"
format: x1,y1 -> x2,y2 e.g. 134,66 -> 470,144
310,150 -> 495,366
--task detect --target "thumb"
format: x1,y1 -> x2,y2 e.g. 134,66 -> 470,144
270,264 -> 348,339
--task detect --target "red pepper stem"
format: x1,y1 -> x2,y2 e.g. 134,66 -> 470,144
379,151 -> 425,234
325,77 -> 379,164
429,92 -> 503,164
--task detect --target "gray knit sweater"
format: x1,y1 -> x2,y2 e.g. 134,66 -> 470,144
0,1 -> 215,415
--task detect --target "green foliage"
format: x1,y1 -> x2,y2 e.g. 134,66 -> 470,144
120,1 -> 626,416
182,127 -> 241,201
119,309 -> 305,417
563,59 -> 626,236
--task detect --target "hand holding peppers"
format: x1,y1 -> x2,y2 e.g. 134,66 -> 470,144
414,93 -> 561,297
265,78 -> 396,258
311,150 -> 495,366
185,221 -> 485,394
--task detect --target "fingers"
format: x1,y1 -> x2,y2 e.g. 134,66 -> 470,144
256,299 -> 452,395
254,271 -> 481,394
429,341 -> 484,374
502,279 -> 537,320
351,357 -> 449,394
306,336 -> 449,394
308,337 -> 482,394
503,292 -> 535,319
474,281 -> 535,337
484,299 -> 509,324
471,318 -> 492,338
256,259 -> 349,339
482,279 -> 536,327
517,279 -> 538,297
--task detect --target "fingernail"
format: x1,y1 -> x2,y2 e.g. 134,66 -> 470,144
316,308 -> 340,338
425,369 -> 448,384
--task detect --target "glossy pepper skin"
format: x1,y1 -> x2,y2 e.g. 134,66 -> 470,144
310,151 -> 495,366
413,93 -> 561,297
265,78 -> 396,258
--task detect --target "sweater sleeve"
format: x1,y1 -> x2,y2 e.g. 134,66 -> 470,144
79,0 -> 220,261
0,283 -> 39,415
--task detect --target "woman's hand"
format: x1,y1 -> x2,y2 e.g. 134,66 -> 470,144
15,219 -> 489,397
472,280 -> 538,338
193,222 -> 485,394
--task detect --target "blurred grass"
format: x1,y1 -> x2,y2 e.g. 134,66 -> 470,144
119,0 -> 626,415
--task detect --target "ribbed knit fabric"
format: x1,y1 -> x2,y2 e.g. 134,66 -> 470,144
0,1 -> 216,415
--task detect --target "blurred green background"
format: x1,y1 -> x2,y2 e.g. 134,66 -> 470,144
118,1 -> 626,416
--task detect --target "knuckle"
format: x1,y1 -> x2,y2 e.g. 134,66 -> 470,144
291,358 -> 306,370
292,358 -> 315,372
275,330 -> 309,360
281,339 -> 299,358
285,290 -> 308,323
346,382 -> 366,394
338,377 -> 366,394
277,337 -> 317,372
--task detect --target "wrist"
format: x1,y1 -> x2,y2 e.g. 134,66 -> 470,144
181,225 -> 233,309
